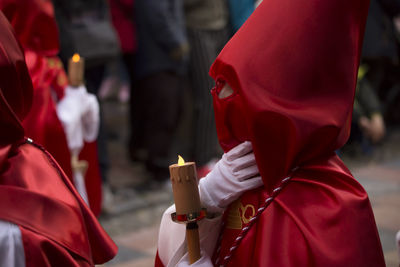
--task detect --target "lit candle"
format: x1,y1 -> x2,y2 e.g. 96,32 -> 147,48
169,156 -> 204,264
68,53 -> 85,87
170,156 -> 201,217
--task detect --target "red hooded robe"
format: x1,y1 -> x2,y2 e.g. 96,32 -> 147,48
0,0 -> 103,216
0,12 -> 117,265
208,0 -> 385,266
155,0 -> 385,266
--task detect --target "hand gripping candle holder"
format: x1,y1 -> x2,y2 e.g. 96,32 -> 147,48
169,161 -> 207,264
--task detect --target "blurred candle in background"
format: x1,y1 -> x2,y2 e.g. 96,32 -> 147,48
68,53 -> 85,87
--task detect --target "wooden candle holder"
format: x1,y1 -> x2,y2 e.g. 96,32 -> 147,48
169,162 -> 201,218
169,161 -> 205,264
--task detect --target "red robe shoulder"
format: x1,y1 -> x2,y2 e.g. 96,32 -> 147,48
0,140 -> 117,266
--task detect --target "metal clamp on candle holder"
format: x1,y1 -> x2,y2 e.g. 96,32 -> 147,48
171,208 -> 207,223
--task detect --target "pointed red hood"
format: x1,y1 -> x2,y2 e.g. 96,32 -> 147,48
0,0 -> 59,56
0,12 -> 32,147
210,0 -> 369,192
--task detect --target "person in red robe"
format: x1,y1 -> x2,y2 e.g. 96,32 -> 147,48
0,11 -> 117,266
155,0 -> 386,265
0,0 -> 104,216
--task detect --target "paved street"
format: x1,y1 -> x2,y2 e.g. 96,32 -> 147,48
99,100 -> 400,267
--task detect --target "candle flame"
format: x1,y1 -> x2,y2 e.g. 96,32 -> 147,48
72,53 -> 80,62
178,155 -> 185,166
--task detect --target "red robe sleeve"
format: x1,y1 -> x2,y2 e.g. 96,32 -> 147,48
0,141 -> 117,266
22,51 -> 73,181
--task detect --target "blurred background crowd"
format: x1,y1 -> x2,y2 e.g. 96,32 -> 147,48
1,0 -> 400,265
49,0 -> 400,211
49,0 -> 266,208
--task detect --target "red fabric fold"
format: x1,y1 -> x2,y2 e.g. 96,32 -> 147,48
0,141 -> 117,265
0,0 -> 59,56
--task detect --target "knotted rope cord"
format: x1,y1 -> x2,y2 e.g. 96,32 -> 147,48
214,167 -> 298,267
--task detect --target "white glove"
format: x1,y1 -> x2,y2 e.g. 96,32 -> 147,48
56,85 -> 100,154
176,251 -> 212,267
199,141 -> 263,213
158,205 -> 222,267
80,90 -> 99,143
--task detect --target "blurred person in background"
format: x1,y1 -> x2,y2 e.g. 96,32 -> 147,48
99,58 -> 132,103
99,0 -> 136,104
0,11 -> 117,265
0,0 -> 104,216
53,0 -> 121,210
345,0 -> 400,156
183,0 -> 230,176
346,66 -> 386,155
133,0 -> 189,182
362,0 -> 400,125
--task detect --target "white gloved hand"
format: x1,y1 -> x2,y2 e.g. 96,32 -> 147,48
57,85 -> 100,154
158,205 -> 222,267
199,141 -> 263,213
80,90 -> 99,143
176,251 -> 213,267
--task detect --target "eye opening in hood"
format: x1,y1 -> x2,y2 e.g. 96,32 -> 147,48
213,78 -> 237,100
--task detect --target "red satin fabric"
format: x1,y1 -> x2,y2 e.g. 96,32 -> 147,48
22,51 -> 73,180
109,0 -> 137,54
0,12 -> 117,265
0,15 -> 32,146
80,141 -> 103,216
212,80 -> 249,151
0,0 -> 71,178
1,0 -> 103,216
214,155 -> 385,266
0,0 -> 59,56
208,0 -> 385,265
155,251 -> 164,267
0,142 -> 117,265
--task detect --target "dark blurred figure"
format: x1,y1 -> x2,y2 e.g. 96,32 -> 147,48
345,0 -> 400,155
362,0 -> 400,124
108,0 -> 138,159
98,0 -> 136,103
133,0 -> 188,181
108,0 -> 136,103
109,0 -> 136,70
184,0 -> 230,171
53,0 -> 120,186
348,67 -> 386,154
